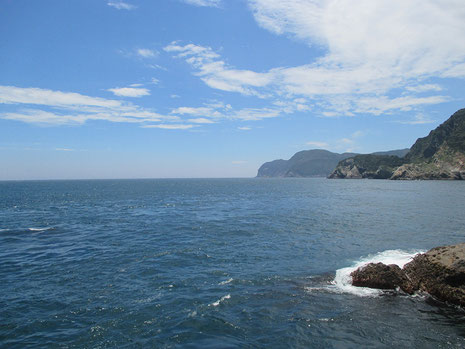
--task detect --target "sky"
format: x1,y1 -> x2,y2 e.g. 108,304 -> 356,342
1,0 -> 465,179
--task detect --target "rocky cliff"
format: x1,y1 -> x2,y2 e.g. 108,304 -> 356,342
329,108 -> 465,180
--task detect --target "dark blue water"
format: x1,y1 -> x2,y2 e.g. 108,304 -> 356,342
1,178 -> 465,348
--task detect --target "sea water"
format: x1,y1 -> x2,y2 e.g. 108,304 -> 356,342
1,178 -> 465,348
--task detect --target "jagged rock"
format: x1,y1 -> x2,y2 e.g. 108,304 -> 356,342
351,263 -> 407,289
351,243 -> 465,306
403,244 -> 465,305
328,155 -> 404,179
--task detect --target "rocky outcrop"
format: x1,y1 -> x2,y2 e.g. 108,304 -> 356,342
328,155 -> 405,179
351,263 -> 408,289
391,145 -> 465,180
351,243 -> 465,306
329,108 -> 465,180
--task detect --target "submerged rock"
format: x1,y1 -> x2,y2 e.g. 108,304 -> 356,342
351,243 -> 465,306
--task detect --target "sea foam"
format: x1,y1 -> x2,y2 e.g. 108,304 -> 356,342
329,249 -> 424,296
209,294 -> 231,307
27,227 -> 52,232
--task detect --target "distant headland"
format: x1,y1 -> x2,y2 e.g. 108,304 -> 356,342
257,108 -> 465,180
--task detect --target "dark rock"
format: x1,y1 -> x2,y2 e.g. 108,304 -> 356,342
351,243 -> 465,306
403,244 -> 465,306
351,262 -> 407,289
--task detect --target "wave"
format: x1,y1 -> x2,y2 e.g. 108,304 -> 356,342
0,227 -> 53,233
307,249 -> 424,297
219,278 -> 233,285
27,227 -> 53,232
209,294 -> 231,307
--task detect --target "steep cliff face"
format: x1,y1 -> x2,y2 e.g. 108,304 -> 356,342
329,108 -> 465,180
391,145 -> 465,179
328,155 -> 405,179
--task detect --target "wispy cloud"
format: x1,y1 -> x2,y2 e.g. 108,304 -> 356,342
238,126 -> 251,131
396,113 -> 436,125
405,84 -> 443,93
137,48 -> 158,58
164,42 -> 273,97
55,148 -> 74,152
141,124 -> 196,130
108,87 -> 150,98
166,1 -> 465,116
107,1 -> 136,10
171,106 -> 219,116
0,86 -> 121,109
306,141 -> 328,148
181,0 -> 221,7
170,101 -> 285,122
188,118 -> 216,124
0,86 -> 181,126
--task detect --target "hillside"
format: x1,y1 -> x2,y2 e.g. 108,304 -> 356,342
257,148 -> 408,178
329,109 -> 465,180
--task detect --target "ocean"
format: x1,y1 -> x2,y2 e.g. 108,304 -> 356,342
1,178 -> 465,348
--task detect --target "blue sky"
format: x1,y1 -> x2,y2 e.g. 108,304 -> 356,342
1,0 -> 465,179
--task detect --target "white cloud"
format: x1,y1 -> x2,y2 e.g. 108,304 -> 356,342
182,0 -> 221,7
232,108 -> 281,121
0,86 -> 122,109
108,87 -> 150,98
107,1 -> 135,10
334,130 -> 365,151
238,126 -> 251,131
396,113 -> 436,125
167,1 -> 465,116
55,148 -> 74,151
141,124 -> 196,130
306,141 -> 328,148
232,160 -> 247,165
0,86 -> 184,127
170,101 -> 286,122
405,84 -> 443,93
171,106 -> 216,116
137,48 -> 157,58
353,95 -> 448,115
188,118 -> 216,124
164,42 -> 273,96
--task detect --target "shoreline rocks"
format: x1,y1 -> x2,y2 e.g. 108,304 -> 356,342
351,243 -> 465,306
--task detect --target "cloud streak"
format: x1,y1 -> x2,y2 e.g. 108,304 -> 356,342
108,87 -> 150,98
107,1 -> 136,10
166,1 -> 465,117
181,0 -> 221,7
0,86 -> 179,127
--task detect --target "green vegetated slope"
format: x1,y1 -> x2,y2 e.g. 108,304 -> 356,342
329,109 -> 465,180
257,149 -> 409,178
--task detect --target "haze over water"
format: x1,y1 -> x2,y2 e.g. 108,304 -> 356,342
1,178 -> 465,348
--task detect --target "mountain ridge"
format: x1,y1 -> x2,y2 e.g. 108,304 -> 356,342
257,148 -> 409,178
329,108 -> 465,180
